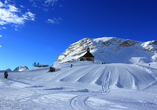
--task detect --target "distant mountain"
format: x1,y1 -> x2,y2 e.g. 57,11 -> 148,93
6,68 -> 12,71
14,66 -> 29,71
54,37 -> 157,65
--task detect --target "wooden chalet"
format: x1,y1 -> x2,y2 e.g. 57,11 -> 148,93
80,48 -> 94,62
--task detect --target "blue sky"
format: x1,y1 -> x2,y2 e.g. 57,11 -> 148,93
0,0 -> 157,70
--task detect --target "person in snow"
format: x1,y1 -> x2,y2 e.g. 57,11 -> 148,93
4,71 -> 8,79
71,64 -> 73,68
48,66 -> 55,72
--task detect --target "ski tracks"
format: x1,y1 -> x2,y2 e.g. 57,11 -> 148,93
69,89 -> 110,110
70,94 -> 92,110
102,71 -> 111,92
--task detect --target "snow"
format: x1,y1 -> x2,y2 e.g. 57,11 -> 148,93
93,37 -> 113,42
0,61 -> 157,110
152,53 -> 157,60
141,40 -> 157,52
13,66 -> 29,71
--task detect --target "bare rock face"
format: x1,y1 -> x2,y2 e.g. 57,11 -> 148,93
119,40 -> 140,47
54,38 -> 90,65
54,37 -> 157,65
152,40 -> 157,45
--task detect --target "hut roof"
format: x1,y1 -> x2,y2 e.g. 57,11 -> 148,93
81,51 -> 94,58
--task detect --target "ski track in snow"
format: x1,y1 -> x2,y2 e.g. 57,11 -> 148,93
70,94 -> 90,110
0,63 -> 157,110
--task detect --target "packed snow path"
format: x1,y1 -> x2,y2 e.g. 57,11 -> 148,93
0,63 -> 157,110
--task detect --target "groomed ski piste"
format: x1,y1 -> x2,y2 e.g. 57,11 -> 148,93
0,61 -> 157,110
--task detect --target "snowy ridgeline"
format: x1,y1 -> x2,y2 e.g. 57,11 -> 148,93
1,66 -> 29,72
54,37 -> 157,65
0,61 -> 157,110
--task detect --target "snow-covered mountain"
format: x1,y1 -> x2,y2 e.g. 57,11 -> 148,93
54,37 -> 157,65
6,68 -> 12,71
14,66 -> 29,71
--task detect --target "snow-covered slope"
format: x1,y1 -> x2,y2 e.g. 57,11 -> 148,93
2,62 -> 156,91
54,37 -> 157,65
0,62 -> 157,110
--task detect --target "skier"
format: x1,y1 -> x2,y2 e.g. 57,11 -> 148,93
71,64 -> 73,68
4,71 -> 8,79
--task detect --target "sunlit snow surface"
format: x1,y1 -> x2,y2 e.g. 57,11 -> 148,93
0,61 -> 157,110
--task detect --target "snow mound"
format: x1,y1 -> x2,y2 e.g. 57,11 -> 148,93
14,66 -> 29,71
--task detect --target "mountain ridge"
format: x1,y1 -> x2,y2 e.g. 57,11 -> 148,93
54,37 -> 157,65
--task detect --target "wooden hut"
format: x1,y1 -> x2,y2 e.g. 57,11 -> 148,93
80,48 -> 94,62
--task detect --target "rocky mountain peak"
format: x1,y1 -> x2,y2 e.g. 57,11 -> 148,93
54,37 -> 157,65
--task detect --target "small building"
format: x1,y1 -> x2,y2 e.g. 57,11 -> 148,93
80,48 -> 94,62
